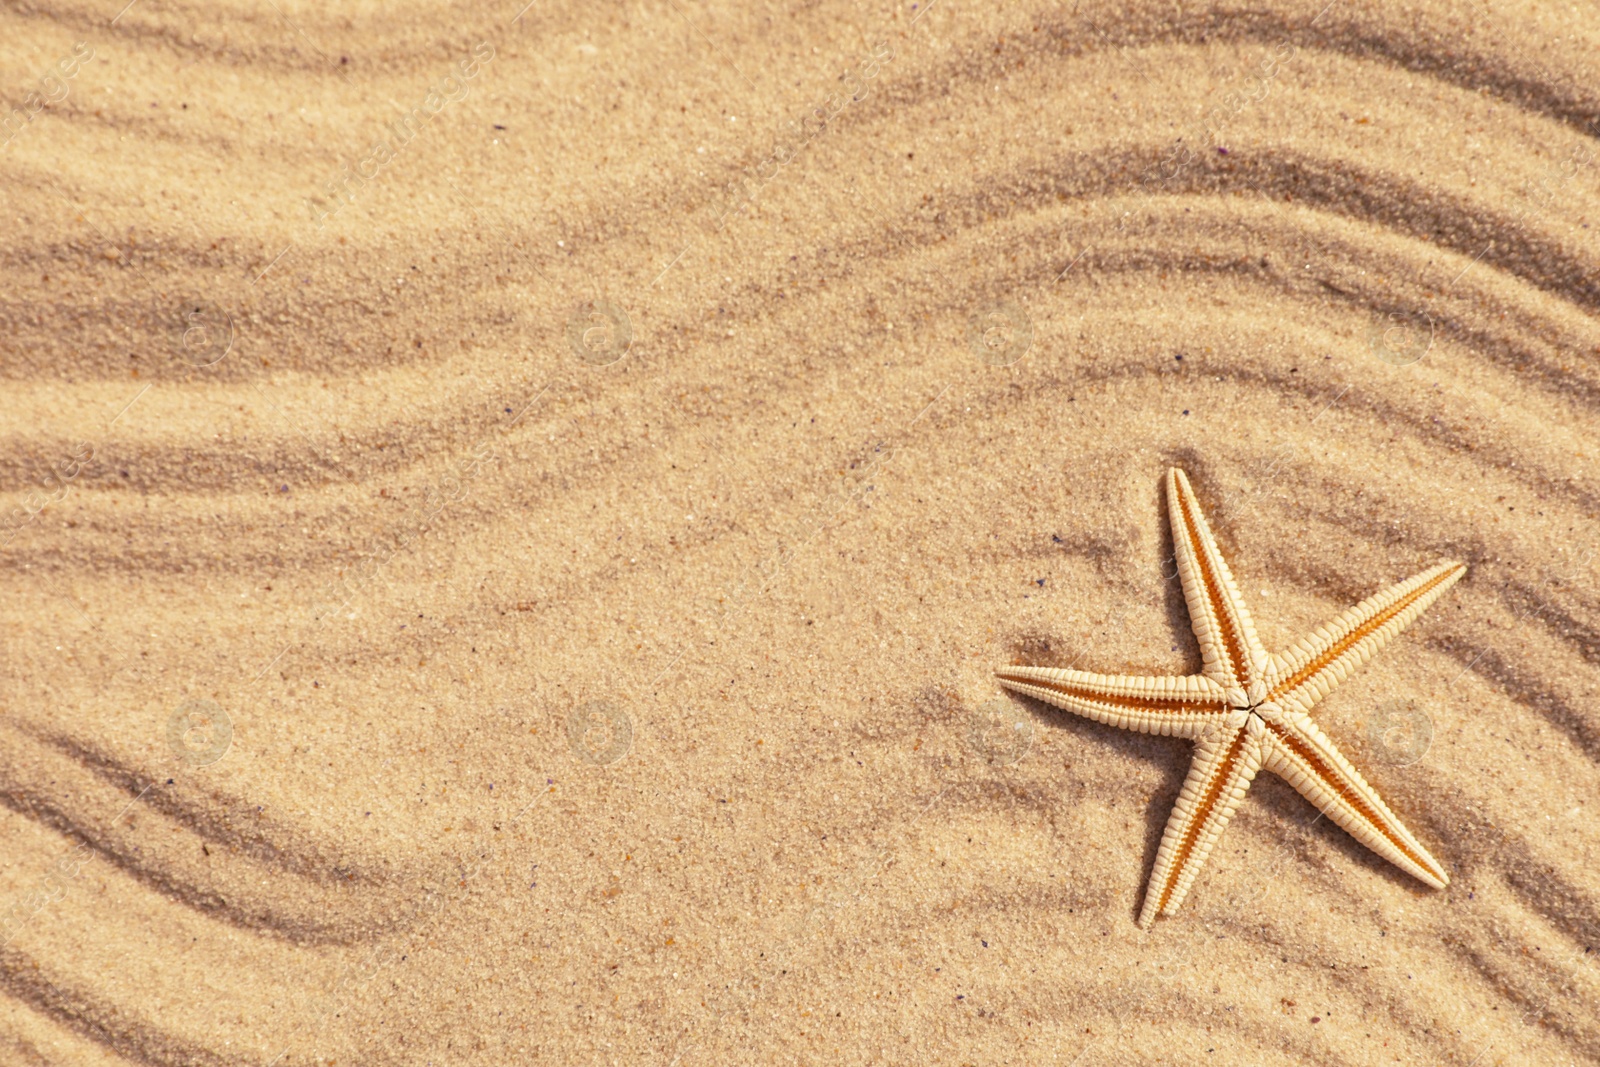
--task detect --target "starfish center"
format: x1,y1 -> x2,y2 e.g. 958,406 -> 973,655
1225,686 -> 1267,712
992,468 -> 1465,922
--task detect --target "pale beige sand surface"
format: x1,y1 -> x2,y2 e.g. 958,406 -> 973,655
2,1 -> 1598,1063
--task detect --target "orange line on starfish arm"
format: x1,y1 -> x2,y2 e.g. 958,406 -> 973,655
1174,491 -> 1250,684
1262,720 -> 1447,884
1269,562 -> 1466,705
992,672 -> 1225,713
1153,727 -> 1248,914
991,467 -> 1464,922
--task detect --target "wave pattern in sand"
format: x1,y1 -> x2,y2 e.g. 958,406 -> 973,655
1,1 -> 1597,1063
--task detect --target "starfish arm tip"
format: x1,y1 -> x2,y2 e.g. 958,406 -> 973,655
996,474 -> 1462,922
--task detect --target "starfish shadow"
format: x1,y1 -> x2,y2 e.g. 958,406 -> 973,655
999,467 -> 1465,923
1004,690 -> 1192,922
1244,768 -> 1434,894
1003,514 -> 1213,924
1014,691 -> 1438,918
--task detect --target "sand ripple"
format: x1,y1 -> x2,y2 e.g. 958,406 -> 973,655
2,2 -> 1596,1063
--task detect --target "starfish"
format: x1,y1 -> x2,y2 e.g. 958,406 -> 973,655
997,469 -> 1465,925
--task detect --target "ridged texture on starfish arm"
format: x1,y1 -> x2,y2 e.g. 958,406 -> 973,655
994,669 -> 1229,738
1266,561 -> 1468,714
996,467 -> 1465,922
1260,713 -> 1449,889
1139,721 -> 1265,926
1166,468 -> 1269,691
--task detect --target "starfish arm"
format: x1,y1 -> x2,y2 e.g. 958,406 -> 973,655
995,668 -> 1231,739
1166,469 -> 1270,693
1258,712 -> 1448,888
1139,719 -> 1265,925
1265,561 -> 1468,714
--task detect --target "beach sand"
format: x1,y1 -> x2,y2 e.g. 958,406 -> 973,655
1,1 -> 1597,1063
